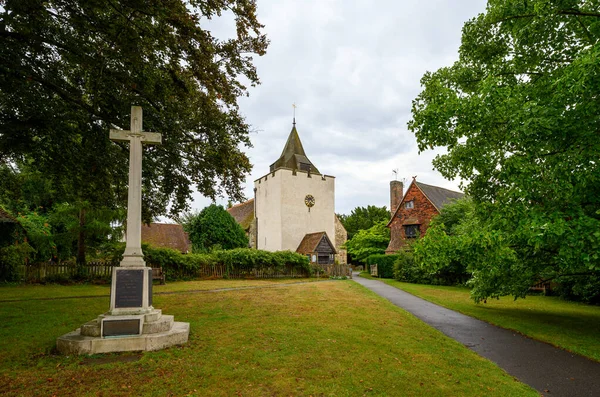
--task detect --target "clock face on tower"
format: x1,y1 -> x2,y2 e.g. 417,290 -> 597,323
304,194 -> 315,208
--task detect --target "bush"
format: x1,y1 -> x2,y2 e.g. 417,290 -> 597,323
366,254 -> 398,278
215,249 -> 310,276
0,243 -> 34,282
393,250 -> 431,284
187,204 -> 248,252
553,273 -> 600,305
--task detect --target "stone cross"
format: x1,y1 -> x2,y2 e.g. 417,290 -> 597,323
110,106 -> 161,267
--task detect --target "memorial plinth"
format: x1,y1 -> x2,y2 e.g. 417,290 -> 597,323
57,106 -> 189,355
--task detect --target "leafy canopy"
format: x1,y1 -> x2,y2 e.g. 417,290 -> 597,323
343,221 -> 390,265
409,0 -> 600,301
0,0 -> 268,219
337,205 -> 389,240
186,204 -> 248,252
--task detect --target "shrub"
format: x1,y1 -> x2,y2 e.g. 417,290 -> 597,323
0,243 -> 34,282
187,204 -> 248,252
366,254 -> 398,278
215,248 -> 310,276
553,273 -> 600,305
393,250 -> 431,284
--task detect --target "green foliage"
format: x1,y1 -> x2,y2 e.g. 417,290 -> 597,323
16,210 -> 55,262
106,243 -> 309,280
553,273 -> 600,305
215,249 -> 310,275
409,1 -> 600,301
366,254 -> 398,279
0,0 -> 268,221
0,243 -> 34,282
343,221 -> 390,264
187,204 -> 248,252
412,198 -> 473,286
392,250 -> 430,284
337,205 -> 389,240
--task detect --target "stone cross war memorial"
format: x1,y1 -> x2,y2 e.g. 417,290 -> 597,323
57,106 -> 190,355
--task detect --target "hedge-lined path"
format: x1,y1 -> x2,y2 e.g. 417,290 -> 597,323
353,273 -> 600,397
0,279 -> 335,303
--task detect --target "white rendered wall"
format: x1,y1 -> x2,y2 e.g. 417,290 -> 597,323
254,171 -> 282,251
255,168 -> 335,252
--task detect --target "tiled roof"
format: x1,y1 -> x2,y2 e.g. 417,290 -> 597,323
0,208 -> 17,223
226,199 -> 254,230
141,223 -> 191,253
269,125 -> 321,174
415,181 -> 464,211
296,232 -> 336,254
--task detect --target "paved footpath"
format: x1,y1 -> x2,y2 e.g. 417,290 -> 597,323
353,274 -> 600,397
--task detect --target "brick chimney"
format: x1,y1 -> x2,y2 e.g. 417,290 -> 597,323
390,180 -> 403,216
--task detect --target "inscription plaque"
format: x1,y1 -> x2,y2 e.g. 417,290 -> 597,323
115,269 -> 144,308
103,319 -> 141,337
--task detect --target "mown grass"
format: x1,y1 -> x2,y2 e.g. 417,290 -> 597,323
372,276 -> 600,363
0,279 -> 536,396
0,278 -> 324,302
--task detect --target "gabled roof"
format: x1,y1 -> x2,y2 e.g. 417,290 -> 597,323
415,181 -> 464,211
141,223 -> 191,253
226,199 -> 254,230
269,124 -> 321,174
296,232 -> 337,254
387,179 -> 464,227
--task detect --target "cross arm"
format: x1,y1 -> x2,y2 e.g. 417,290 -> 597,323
110,129 -> 162,144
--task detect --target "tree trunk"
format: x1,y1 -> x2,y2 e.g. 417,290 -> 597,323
76,208 -> 86,265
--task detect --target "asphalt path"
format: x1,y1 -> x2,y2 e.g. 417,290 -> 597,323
353,273 -> 600,397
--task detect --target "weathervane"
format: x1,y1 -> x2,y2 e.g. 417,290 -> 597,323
392,169 -> 398,180
292,103 -> 296,126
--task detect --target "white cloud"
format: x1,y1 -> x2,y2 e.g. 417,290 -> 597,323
188,0 -> 486,216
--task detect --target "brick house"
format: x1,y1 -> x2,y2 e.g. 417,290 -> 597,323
385,178 -> 463,254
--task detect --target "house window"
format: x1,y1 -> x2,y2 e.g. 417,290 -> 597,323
404,200 -> 414,209
404,224 -> 419,238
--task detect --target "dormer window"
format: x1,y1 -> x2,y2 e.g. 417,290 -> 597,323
404,200 -> 414,209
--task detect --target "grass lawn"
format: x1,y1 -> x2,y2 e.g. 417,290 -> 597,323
0,279 -> 536,396
371,276 -> 600,363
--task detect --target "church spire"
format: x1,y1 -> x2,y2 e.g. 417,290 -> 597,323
269,123 -> 320,175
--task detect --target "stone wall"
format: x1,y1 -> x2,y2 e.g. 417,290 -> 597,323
334,215 -> 347,264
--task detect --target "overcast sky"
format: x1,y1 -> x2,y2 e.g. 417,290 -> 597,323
189,0 -> 487,216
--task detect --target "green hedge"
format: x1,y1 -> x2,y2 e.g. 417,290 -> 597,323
392,250 -> 432,284
366,254 -> 399,278
133,245 -> 310,280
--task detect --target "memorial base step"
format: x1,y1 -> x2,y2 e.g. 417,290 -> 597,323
57,321 -> 189,355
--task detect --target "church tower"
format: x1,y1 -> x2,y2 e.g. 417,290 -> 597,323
254,122 -> 336,254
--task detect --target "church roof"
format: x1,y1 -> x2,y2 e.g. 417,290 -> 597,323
296,232 -> 337,254
141,223 -> 191,253
269,125 -> 321,174
226,199 -> 255,230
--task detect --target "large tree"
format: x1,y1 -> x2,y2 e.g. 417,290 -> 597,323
186,204 -> 248,252
338,205 -> 389,240
0,0 -> 267,262
409,0 -> 600,300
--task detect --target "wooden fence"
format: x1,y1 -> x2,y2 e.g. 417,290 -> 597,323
315,264 -> 352,278
20,261 -> 118,282
18,261 -> 314,282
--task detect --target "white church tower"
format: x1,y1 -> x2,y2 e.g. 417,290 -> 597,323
254,121 -> 337,255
